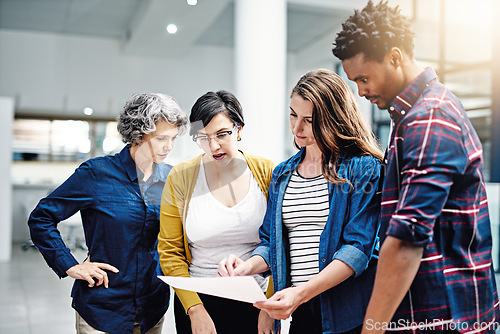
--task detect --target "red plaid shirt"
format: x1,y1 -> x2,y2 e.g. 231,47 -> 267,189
380,67 -> 499,333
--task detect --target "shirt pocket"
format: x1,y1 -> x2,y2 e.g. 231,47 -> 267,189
93,197 -> 145,249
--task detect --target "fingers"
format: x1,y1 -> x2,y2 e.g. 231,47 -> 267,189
217,254 -> 242,277
255,301 -> 282,310
92,263 -> 119,288
67,261 -> 119,288
232,262 -> 247,276
217,257 -> 230,277
79,268 -> 102,288
254,300 -> 292,320
225,254 -> 240,276
93,268 -> 107,288
82,272 -> 96,287
94,262 -> 119,273
224,255 -> 237,276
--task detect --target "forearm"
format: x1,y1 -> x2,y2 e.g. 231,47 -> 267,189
295,259 -> 354,304
362,236 -> 423,334
253,259 -> 354,320
245,255 -> 270,275
29,216 -> 79,277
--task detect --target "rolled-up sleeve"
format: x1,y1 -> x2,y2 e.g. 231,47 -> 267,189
333,244 -> 370,276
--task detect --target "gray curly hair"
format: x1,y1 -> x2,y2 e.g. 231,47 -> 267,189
117,93 -> 188,145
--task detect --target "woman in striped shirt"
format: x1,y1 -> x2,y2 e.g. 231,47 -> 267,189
218,69 -> 383,334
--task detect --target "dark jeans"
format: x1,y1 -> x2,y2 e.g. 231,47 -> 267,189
289,296 -> 362,334
174,293 -> 260,334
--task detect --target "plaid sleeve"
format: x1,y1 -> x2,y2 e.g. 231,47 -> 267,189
387,107 -> 468,246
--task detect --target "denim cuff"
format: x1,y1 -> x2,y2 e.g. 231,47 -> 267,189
332,244 -> 369,277
251,245 -> 270,266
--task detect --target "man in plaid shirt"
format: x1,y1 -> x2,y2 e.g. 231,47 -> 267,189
333,1 -> 499,333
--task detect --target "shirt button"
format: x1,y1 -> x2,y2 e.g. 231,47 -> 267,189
389,106 -> 395,111
321,258 -> 326,263
401,110 -> 406,115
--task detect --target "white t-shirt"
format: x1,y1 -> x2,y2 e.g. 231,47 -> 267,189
186,162 -> 268,290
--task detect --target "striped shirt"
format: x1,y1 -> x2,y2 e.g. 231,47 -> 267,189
282,170 -> 328,286
382,67 -> 499,333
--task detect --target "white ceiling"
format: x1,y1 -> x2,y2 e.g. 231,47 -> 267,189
0,0 -> 142,38
0,0 -> 492,62
0,0 -> 359,58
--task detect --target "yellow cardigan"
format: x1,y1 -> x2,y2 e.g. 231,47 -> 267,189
158,151 -> 275,313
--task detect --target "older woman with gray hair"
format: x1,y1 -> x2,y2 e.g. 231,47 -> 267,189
28,93 -> 187,334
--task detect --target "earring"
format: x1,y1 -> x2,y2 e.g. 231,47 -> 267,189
237,135 -> 241,141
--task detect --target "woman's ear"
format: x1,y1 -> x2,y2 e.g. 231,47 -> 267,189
237,124 -> 242,141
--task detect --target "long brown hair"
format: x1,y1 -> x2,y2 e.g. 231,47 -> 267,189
291,69 -> 383,184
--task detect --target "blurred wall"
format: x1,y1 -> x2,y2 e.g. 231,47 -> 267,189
0,97 -> 14,261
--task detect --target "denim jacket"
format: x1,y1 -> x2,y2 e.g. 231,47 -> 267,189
252,148 -> 381,333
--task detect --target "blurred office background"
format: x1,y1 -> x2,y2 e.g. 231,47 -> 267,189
0,0 -> 499,333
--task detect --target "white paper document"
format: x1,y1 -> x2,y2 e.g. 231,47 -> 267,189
158,276 -> 267,304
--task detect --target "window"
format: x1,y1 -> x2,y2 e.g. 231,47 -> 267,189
12,118 -> 124,162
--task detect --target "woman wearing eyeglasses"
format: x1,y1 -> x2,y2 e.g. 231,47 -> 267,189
218,69 -> 383,334
158,90 -> 276,334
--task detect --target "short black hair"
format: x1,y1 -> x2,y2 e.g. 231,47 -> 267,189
332,0 -> 415,62
189,90 -> 245,136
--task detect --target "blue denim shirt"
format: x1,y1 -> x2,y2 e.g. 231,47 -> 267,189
252,148 -> 381,333
28,147 -> 171,334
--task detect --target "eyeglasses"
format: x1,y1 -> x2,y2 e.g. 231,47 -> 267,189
193,125 -> 238,146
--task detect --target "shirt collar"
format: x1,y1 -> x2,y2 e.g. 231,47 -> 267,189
278,148 -> 306,177
118,145 -> 139,182
149,164 -> 162,184
119,146 -> 173,184
137,162 -> 172,184
388,67 -> 438,124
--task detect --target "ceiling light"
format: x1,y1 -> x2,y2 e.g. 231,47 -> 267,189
166,24 -> 178,34
83,107 -> 93,115
187,0 -> 197,5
